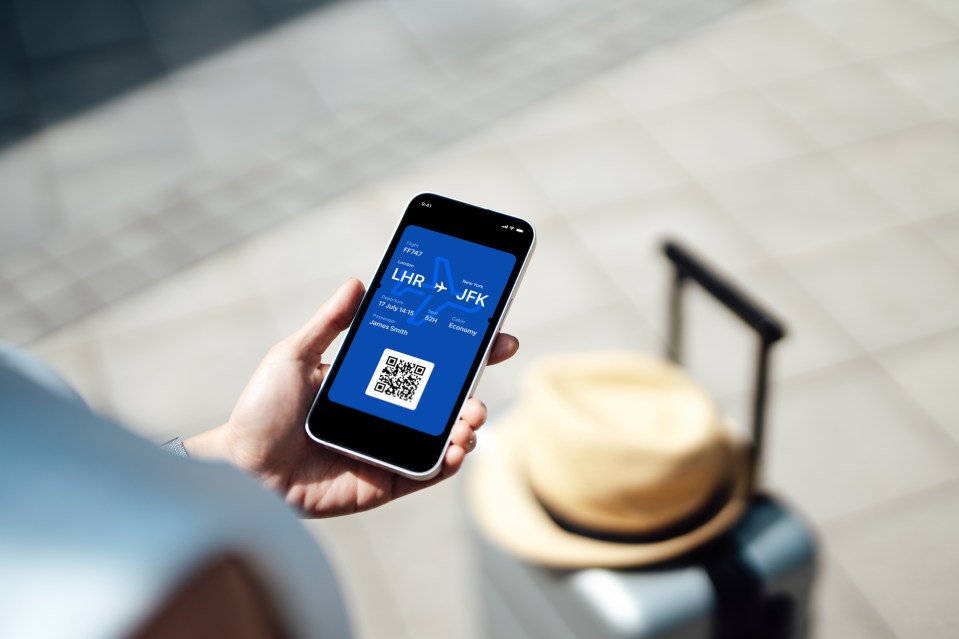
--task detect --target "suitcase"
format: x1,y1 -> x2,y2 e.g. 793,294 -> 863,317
473,240 -> 818,639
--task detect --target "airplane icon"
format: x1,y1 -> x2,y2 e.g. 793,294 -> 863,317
390,256 -> 485,326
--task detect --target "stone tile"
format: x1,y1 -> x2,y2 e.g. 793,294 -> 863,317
88,245 -> 259,336
878,41 -> 959,119
827,480 -> 959,639
303,516 -> 415,639
915,0 -> 959,24
811,551 -> 897,639
239,161 -> 311,202
760,61 -> 936,147
783,225 -> 959,351
14,0 -> 144,59
41,222 -> 107,262
919,210 -> 959,263
799,0 -> 959,59
701,152 -> 903,258
0,304 -> 53,346
28,40 -> 161,123
348,475 -> 480,639
597,40 -> 744,114
696,9 -> 856,84
279,0 -> 429,111
875,327 -> 959,446
28,322 -> 115,416
43,82 -> 201,224
94,297 -> 274,437
238,190 -> 394,298
640,89 -> 813,177
139,0 -> 269,70
175,211 -> 247,257
256,175 -> 329,219
501,219 -> 620,333
125,236 -> 200,280
834,123 -> 959,221
388,83 -> 516,151
0,114 -> 36,152
30,281 -> 103,328
764,360 -> 959,525
0,1 -> 20,64
170,53 -> 323,169
151,200 -> 211,236
0,246 -> 49,284
383,0 -> 530,63
0,138 -> 60,260
193,182 -> 257,218
55,234 -> 127,279
104,215 -> 172,259
254,0 -> 339,23
8,260 -> 76,301
700,0 -> 794,28
86,259 -> 159,306
570,184 -> 767,305
0,60 -> 31,122
461,79 -> 629,152
511,117 -> 686,214
0,279 -> 22,311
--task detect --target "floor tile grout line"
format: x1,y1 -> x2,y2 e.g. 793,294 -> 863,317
124,0 -> 211,177
819,545 -> 902,639
916,0 -> 959,29
793,0 -> 959,65
865,339 -> 959,453
342,516 -> 436,639
377,0 -> 480,85
913,211 -> 959,270
544,213 -> 653,331
820,475 -> 959,537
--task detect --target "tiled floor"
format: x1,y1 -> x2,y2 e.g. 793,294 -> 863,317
5,0 -> 959,637
0,0 -> 744,345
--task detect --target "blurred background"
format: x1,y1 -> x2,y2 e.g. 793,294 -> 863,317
1,0 -> 958,636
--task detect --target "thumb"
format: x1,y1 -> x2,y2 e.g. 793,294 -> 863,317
294,278 -> 365,367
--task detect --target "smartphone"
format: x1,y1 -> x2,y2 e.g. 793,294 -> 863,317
305,193 -> 536,480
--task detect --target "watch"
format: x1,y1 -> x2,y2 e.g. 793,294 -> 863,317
161,436 -> 189,458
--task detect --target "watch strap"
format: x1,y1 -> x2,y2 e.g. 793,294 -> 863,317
161,436 -> 189,458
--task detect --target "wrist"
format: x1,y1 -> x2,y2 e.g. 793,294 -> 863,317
183,425 -> 234,464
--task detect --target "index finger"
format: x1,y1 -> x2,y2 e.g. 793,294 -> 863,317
295,278 -> 366,367
487,333 -> 519,366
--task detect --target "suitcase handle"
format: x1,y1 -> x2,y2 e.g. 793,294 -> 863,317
662,240 -> 786,495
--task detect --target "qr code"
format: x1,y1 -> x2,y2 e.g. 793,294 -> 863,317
365,348 -> 434,410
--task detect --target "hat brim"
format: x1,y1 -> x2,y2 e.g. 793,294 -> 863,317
466,411 -> 751,569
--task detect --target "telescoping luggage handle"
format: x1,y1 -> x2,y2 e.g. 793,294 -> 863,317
663,240 -> 786,496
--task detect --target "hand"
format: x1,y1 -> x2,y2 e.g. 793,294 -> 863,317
185,278 -> 519,517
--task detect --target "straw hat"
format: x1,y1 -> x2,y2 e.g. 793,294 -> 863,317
467,352 -> 750,568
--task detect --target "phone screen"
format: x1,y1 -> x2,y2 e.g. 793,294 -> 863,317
306,193 -> 535,478
327,224 -> 516,436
